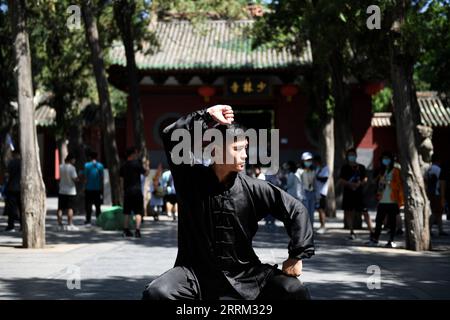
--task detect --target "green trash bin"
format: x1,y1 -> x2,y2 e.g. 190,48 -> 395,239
98,206 -> 135,230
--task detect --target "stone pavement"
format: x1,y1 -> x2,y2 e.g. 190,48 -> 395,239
0,197 -> 449,300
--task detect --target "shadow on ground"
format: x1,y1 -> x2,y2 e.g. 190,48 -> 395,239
0,276 -> 157,300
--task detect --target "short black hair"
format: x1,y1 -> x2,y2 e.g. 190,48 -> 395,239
214,122 -> 247,142
346,147 -> 357,155
205,123 -> 248,153
89,151 -> 98,160
126,146 -> 138,158
313,155 -> 322,163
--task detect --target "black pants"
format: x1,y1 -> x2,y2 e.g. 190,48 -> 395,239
5,191 -> 21,229
373,203 -> 399,242
85,190 -> 102,223
142,266 -> 311,300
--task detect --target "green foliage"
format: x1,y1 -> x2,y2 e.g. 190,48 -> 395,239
110,86 -> 127,117
414,1 -> 450,96
158,0 -> 250,22
26,0 -> 94,138
372,87 -> 393,113
0,0 -> 15,108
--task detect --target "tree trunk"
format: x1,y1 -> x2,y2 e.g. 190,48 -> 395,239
10,0 -> 46,248
307,42 -> 337,217
113,0 -> 147,160
329,49 -> 358,226
331,49 -> 354,167
389,0 -> 430,251
319,117 -> 336,217
82,0 -> 122,205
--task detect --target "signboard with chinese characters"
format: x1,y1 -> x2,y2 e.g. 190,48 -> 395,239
224,77 -> 271,97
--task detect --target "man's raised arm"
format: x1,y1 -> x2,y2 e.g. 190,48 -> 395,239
161,105 -> 234,168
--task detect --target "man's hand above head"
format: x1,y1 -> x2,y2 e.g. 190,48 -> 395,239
282,258 -> 303,277
207,105 -> 234,125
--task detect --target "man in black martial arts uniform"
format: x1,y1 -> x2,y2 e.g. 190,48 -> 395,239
142,105 -> 315,300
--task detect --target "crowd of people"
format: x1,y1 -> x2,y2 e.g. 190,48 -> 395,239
249,148 -> 450,248
1,146 -> 449,247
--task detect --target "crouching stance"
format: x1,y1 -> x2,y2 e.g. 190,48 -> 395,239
142,105 -> 315,300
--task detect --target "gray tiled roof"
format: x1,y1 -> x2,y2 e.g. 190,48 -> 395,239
35,105 -> 56,127
35,104 -> 100,127
108,20 -> 312,71
371,92 -> 450,127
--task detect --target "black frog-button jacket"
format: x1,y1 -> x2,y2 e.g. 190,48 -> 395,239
161,108 -> 315,300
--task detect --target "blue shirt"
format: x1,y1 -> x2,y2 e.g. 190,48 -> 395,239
83,161 -> 104,191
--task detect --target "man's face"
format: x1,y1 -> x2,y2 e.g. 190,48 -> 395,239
229,139 -> 248,172
219,138 -> 248,172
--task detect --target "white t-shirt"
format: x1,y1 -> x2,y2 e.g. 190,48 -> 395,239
59,163 -> 77,195
295,168 -> 315,192
315,166 -> 329,197
380,170 -> 395,204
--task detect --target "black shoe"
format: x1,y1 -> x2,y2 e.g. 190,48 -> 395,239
4,226 -> 15,232
134,229 -> 141,238
123,229 -> 133,237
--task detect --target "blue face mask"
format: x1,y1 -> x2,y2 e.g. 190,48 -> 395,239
382,158 -> 391,166
304,161 -> 312,168
347,155 -> 357,163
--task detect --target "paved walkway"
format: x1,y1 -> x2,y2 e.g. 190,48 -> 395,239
0,198 -> 449,300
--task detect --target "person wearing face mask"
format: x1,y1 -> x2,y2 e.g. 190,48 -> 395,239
339,148 -> 373,240
296,152 -> 316,226
368,152 -> 404,247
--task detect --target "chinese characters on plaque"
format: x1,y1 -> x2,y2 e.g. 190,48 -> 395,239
225,77 -> 271,97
